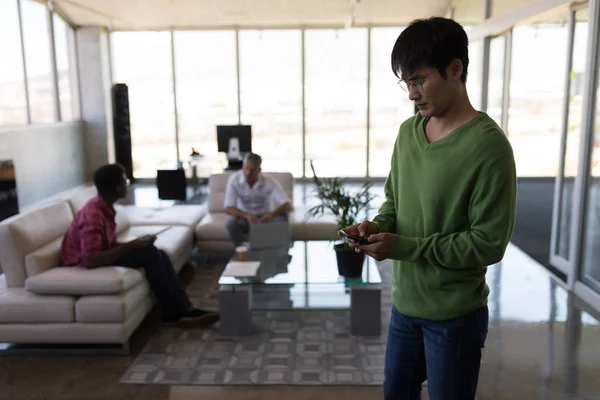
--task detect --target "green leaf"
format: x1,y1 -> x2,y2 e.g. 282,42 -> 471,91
305,160 -> 377,231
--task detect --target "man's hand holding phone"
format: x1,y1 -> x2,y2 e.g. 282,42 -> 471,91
140,234 -> 157,244
340,220 -> 379,247
340,220 -> 393,261
127,235 -> 156,250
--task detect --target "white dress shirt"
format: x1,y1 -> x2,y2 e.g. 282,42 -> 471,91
224,171 -> 290,215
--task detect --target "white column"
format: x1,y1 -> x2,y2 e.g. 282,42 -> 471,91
76,27 -> 113,179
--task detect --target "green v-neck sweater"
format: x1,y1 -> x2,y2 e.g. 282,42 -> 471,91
372,112 -> 517,320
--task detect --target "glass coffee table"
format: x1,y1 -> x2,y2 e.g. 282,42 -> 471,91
218,241 -> 382,336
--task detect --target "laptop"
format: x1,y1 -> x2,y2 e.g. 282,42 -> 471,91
248,221 -> 291,250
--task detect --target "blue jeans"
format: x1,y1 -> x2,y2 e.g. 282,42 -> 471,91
383,305 -> 489,400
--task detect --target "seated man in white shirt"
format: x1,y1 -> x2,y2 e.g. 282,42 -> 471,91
224,153 -> 292,246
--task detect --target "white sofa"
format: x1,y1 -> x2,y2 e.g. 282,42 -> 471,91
195,172 -> 339,252
0,185 -> 206,350
0,173 -> 337,349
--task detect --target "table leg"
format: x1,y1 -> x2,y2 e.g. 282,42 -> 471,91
350,284 -> 381,336
219,285 -> 254,335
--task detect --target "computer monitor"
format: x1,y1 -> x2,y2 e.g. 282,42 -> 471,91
217,125 -> 252,156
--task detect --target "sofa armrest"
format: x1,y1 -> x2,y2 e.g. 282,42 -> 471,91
123,204 -> 207,228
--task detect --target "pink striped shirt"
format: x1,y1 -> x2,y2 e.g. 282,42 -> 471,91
60,196 -> 117,266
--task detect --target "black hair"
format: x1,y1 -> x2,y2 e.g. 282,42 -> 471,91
391,17 -> 469,83
93,164 -> 126,196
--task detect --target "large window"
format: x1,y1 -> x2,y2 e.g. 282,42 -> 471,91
240,30 -> 303,177
112,32 -> 176,178
580,8 -> 600,293
174,31 -> 237,172
53,14 -> 76,121
487,35 -> 506,127
509,22 -> 570,177
555,11 -> 589,259
21,0 -> 55,123
0,0 -> 27,125
582,71 -> 600,292
369,27 -> 414,178
305,29 -> 368,177
467,40 -> 484,110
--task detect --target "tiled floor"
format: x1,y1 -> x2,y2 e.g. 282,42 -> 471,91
1,183 -> 599,399
120,250 -> 392,386
1,242 -> 598,399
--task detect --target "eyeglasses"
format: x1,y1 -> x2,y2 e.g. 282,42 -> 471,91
397,69 -> 439,93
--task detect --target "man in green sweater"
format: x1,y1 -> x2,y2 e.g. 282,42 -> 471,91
343,18 -> 516,400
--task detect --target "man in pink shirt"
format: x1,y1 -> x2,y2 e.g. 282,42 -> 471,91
61,164 -> 219,326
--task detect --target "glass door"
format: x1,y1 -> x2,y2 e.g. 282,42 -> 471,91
550,7 -> 589,275
580,3 -> 600,294
487,34 -> 507,128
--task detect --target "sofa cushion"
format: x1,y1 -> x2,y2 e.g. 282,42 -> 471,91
114,204 -> 131,235
290,206 -> 339,241
67,185 -> 98,214
195,210 -> 339,242
75,280 -> 151,322
117,225 -> 194,266
208,172 -> 294,213
194,212 -> 231,241
0,201 -> 73,287
25,237 -> 63,278
25,266 -> 143,295
123,205 -> 207,228
0,276 -> 75,323
291,220 -> 339,241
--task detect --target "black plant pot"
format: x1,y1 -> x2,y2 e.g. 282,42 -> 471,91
334,243 -> 365,278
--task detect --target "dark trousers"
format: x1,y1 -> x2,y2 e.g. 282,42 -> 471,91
383,305 -> 489,400
114,244 -> 192,319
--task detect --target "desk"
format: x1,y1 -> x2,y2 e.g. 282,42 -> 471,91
156,167 -> 187,201
156,154 -> 228,201
225,158 -> 243,171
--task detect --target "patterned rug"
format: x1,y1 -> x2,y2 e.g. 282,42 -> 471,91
120,255 -> 393,386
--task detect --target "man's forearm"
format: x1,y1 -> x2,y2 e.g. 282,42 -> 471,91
85,244 -> 131,269
270,202 -> 292,218
226,207 -> 250,219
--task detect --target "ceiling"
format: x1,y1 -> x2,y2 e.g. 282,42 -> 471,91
54,0 -> 491,30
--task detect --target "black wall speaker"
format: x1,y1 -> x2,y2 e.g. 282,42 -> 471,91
112,83 -> 134,181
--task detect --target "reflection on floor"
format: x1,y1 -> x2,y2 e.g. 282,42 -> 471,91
1,243 -> 598,399
1,183 -> 598,399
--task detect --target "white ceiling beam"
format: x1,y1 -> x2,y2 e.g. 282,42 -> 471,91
468,0 -> 572,40
56,0 -> 453,29
59,0 -> 129,27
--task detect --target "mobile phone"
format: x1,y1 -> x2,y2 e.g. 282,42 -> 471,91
154,226 -> 171,236
338,230 -> 370,245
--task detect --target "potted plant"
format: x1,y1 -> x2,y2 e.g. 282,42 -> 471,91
305,161 -> 376,278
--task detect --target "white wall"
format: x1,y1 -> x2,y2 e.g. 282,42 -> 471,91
77,27 -> 114,180
0,122 -> 86,208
